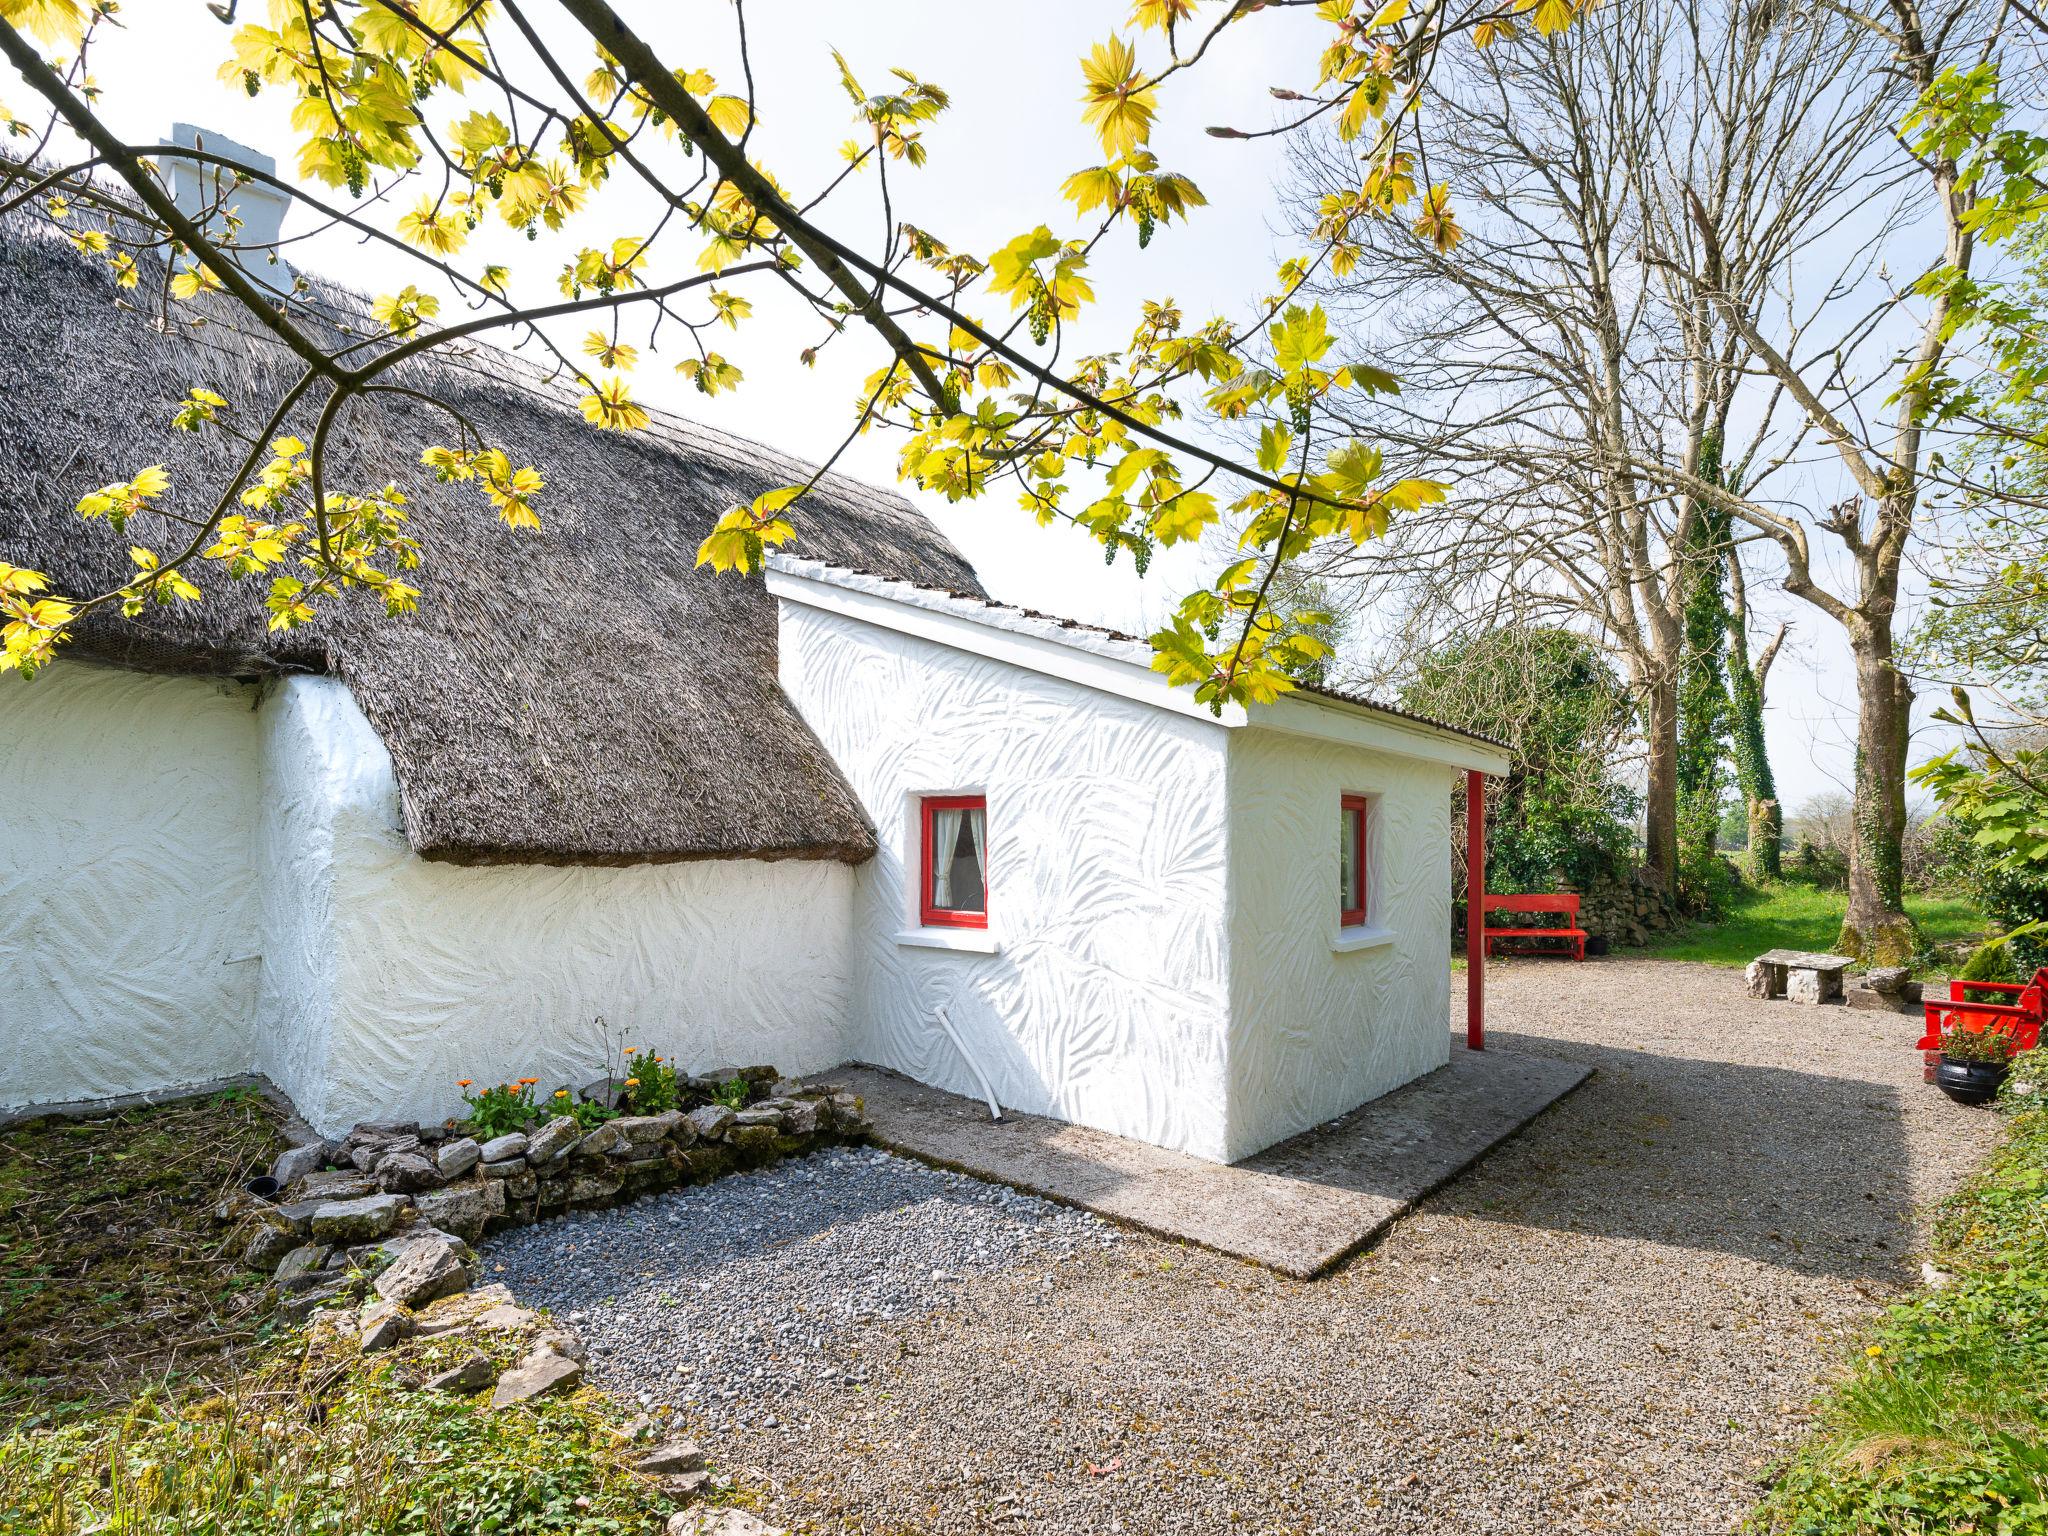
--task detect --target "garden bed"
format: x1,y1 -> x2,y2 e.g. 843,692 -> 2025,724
0,1086 -> 284,1420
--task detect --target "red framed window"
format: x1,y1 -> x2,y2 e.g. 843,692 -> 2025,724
919,795 -> 988,928
1340,794 -> 1369,927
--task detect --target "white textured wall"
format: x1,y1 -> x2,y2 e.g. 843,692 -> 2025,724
0,665 -> 263,1109
258,677 -> 855,1134
778,603 -> 1238,1160
1223,728 -> 1456,1160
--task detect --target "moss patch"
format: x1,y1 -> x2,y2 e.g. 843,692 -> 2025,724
0,1087 -> 283,1420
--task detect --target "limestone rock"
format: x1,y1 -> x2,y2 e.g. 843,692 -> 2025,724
1744,959 -> 1776,1000
273,1243 -> 334,1293
359,1299 -> 414,1352
481,1158 -> 526,1180
298,1169 -> 376,1202
634,1440 -> 707,1476
782,1099 -> 822,1136
414,1283 -> 520,1336
529,1327 -> 586,1364
685,1104 -> 735,1141
1867,966 -> 1910,998
1846,986 -> 1899,1013
271,1142 -> 325,1189
524,1116 -> 581,1166
243,1221 -> 301,1270
309,1193 -> 407,1244
436,1137 -> 482,1179
278,1276 -> 357,1322
1787,969 -> 1828,1005
829,1092 -> 867,1132
576,1121 -> 628,1158
425,1354 -> 497,1395
732,1108 -> 784,1130
413,1179 -> 506,1243
375,1152 -> 445,1195
614,1111 -> 684,1145
478,1132 -> 528,1163
566,1172 -> 622,1207
373,1232 -> 472,1307
728,1125 -> 779,1159
489,1350 -> 582,1407
667,1510 -> 784,1536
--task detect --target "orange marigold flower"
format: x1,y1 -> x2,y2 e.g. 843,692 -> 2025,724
624,1046 -> 638,1055
625,1077 -> 640,1087
456,1079 -> 472,1088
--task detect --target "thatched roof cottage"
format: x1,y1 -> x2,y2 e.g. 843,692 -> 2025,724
0,187 -> 1504,1160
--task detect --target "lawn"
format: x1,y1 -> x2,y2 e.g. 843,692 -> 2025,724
1635,882 -> 1986,968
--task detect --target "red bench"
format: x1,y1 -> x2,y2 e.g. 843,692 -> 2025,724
1917,967 -> 2046,1062
1481,893 -> 1588,961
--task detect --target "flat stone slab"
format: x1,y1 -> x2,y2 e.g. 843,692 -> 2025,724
823,1044 -> 1589,1279
1756,949 -> 1855,972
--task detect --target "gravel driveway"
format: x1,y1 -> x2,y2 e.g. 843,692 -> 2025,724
488,959 -> 2001,1536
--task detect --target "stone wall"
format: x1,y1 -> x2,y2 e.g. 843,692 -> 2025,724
224,1069 -> 868,1320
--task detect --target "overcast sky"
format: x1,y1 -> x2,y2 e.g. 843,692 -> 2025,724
27,0 -> 1961,818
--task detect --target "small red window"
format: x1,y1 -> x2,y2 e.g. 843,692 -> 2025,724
919,795 -> 988,928
1340,794 -> 1369,927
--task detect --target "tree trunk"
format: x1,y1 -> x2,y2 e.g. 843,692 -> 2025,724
1643,674 -> 1681,886
1747,795 -> 1782,881
1838,630 -> 1915,963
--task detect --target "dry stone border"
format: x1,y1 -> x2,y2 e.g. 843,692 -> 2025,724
211,1065 -> 853,1536
219,1067 -> 869,1324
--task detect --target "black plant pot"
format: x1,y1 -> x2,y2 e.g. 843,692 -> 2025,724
1935,1056 -> 2009,1107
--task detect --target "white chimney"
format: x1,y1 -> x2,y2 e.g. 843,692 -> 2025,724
160,122 -> 292,282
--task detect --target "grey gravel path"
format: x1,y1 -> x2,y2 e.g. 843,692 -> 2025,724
480,1145 -> 1121,1430
488,960 -> 2002,1536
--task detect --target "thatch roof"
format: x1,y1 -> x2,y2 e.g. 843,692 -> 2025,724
0,206 -> 983,865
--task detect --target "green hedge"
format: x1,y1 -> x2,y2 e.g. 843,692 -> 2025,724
1750,1051 -> 2048,1534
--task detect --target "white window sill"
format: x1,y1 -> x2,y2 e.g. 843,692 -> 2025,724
896,928 -> 1003,955
1330,925 -> 1397,954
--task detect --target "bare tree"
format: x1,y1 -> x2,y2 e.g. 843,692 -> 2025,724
1287,0 -> 1900,900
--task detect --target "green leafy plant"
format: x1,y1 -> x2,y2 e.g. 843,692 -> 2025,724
620,1048 -> 682,1115
711,1077 -> 751,1112
561,1095 -> 618,1131
1941,1027 -> 2021,1066
457,1079 -> 539,1139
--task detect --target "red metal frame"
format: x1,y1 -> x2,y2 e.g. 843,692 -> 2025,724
1917,969 -> 2046,1056
1339,794 -> 1369,928
918,794 -> 988,929
1480,893 -> 1588,961
1466,769 -> 1485,1051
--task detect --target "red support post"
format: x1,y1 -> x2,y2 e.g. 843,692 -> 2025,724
1466,768 -> 1485,1051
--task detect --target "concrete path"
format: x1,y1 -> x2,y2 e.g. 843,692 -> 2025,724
824,1046 -> 1590,1277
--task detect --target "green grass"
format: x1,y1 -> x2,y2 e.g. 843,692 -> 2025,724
1749,1053 -> 2048,1534
1633,882 -> 1987,968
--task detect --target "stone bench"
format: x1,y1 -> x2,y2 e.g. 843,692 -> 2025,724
1747,949 -> 1855,1005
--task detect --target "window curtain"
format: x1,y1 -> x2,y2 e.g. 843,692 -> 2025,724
963,806 -> 986,898
931,807 -> 962,908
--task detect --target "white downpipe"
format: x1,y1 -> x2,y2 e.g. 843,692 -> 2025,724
934,1005 -> 1003,1122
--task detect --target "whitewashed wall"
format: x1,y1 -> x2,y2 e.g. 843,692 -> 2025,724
1222,727 -> 1457,1160
777,601 -> 1238,1160
0,665 -> 264,1109
257,677 -> 856,1134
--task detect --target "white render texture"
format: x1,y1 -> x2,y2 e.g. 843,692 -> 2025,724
771,558 -> 1484,1163
1222,728 -> 1456,1161
4,665 -> 855,1132
0,666 -> 264,1109
256,677 -> 856,1134
776,598 -> 1238,1160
